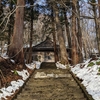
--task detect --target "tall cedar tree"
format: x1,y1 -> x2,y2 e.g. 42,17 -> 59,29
76,1 -> 83,62
0,0 -> 3,21
51,8 -> 59,62
97,0 -> 100,55
54,4 -> 69,65
0,0 -> 1,11
91,0 -> 100,55
8,0 -> 13,53
63,8 -> 71,59
26,0 -> 34,63
71,0 -> 79,65
8,0 -> 25,68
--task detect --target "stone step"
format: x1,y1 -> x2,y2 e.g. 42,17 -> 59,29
23,86 -> 82,91
14,69 -> 88,100
26,79 -> 78,86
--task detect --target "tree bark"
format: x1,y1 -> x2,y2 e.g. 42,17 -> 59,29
7,0 -> 14,54
54,4 -> 69,65
0,0 -> 3,32
97,0 -> 100,55
0,0 -> 1,8
8,0 -> 13,44
71,0 -> 79,65
98,0 -> 100,17
0,0 -> 3,18
26,0 -> 34,63
8,0 -> 25,68
0,0 -> 1,11
90,0 -> 100,55
63,8 -> 71,59
76,1 -> 83,62
51,8 -> 59,62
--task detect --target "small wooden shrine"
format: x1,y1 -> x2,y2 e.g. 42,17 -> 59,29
24,37 -> 70,62
32,37 -> 58,52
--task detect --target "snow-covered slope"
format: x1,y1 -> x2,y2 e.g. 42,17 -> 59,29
70,58 -> 100,100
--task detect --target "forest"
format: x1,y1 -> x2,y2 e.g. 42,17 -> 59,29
0,0 -> 100,99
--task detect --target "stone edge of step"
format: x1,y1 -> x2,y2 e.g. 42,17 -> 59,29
70,70 -> 94,100
10,69 -> 36,100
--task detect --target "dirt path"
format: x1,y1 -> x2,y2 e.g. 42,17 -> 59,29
14,68 -> 87,100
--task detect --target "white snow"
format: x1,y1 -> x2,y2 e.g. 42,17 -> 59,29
10,59 -> 15,63
34,72 -> 47,78
55,59 -> 100,100
0,79 -> 24,99
26,63 -> 36,70
17,69 -> 29,80
34,61 -> 41,69
56,61 -> 67,69
70,58 -> 100,100
26,61 -> 41,70
34,72 -> 68,78
0,61 -> 41,100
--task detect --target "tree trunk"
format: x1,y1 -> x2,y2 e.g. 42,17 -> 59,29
51,8 -> 59,62
8,0 -> 13,44
98,0 -> 100,17
0,0 -> 2,28
0,0 -> 1,8
0,0 -> 3,32
63,8 -> 71,59
97,0 -> 100,55
26,0 -> 34,63
71,0 -> 79,65
0,0 -> 3,18
76,1 -> 83,62
0,0 -> 1,12
91,0 -> 100,55
7,0 -> 13,54
8,0 -> 25,68
54,4 -> 69,65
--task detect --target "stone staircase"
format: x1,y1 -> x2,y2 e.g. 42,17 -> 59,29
14,69 -> 87,100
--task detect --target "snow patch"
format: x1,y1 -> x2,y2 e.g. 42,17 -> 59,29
71,58 -> 100,100
17,70 -> 29,80
56,61 -> 67,69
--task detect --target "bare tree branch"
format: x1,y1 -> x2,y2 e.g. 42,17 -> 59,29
80,15 -> 94,19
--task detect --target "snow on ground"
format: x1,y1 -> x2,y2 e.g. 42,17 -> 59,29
55,60 -> 100,100
0,61 -> 41,100
26,61 -> 41,69
56,61 -> 67,69
70,58 -> 100,100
